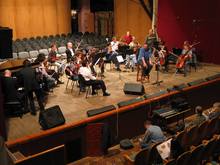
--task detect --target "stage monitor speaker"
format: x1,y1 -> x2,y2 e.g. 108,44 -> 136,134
0,27 -> 12,59
123,83 -> 145,95
144,90 -> 167,99
117,97 -> 144,108
187,79 -> 206,86
205,73 -> 220,81
39,105 -> 65,130
87,105 -> 116,117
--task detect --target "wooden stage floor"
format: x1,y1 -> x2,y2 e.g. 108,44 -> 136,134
7,63 -> 220,141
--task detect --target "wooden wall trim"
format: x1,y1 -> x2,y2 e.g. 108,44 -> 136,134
6,78 -> 220,148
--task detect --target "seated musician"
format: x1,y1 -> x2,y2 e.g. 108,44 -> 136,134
158,40 -> 169,72
48,43 -> 65,75
177,41 -> 193,76
123,31 -> 133,45
125,46 -> 138,72
36,53 -> 63,86
139,120 -> 166,149
110,36 -> 121,71
78,61 -> 110,96
137,43 -> 153,81
1,70 -> 25,104
66,42 -> 75,62
88,48 -> 105,77
65,57 -> 79,81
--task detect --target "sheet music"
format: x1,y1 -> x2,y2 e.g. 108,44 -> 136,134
116,55 -> 124,63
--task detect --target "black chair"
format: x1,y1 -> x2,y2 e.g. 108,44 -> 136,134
65,70 -> 78,92
78,74 -> 101,98
4,101 -> 24,118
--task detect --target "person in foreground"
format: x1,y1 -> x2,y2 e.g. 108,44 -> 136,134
140,120 -> 166,149
78,61 -> 110,96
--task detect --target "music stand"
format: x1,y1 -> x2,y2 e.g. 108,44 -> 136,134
152,62 -> 163,86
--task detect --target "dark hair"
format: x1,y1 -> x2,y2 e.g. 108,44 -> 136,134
50,43 -> 56,48
195,106 -> 203,114
81,60 -> 87,67
37,53 -> 46,63
144,119 -> 152,125
23,59 -> 31,67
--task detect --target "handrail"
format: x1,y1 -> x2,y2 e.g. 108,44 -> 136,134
6,78 -> 220,148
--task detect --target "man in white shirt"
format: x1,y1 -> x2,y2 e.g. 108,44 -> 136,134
78,61 -> 110,96
66,42 -> 75,62
110,37 -> 121,71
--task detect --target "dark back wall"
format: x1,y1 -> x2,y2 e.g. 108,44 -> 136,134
157,0 -> 220,64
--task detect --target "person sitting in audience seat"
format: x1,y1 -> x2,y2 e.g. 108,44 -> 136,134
140,120 -> 166,149
207,102 -> 220,120
186,106 -> 208,128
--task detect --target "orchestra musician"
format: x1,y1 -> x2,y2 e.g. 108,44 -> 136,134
176,41 -> 193,76
158,40 -> 169,72
48,43 -> 65,75
145,28 -> 158,49
78,60 -> 110,96
137,43 -> 153,81
110,36 -> 121,71
123,31 -> 133,45
65,42 -> 75,62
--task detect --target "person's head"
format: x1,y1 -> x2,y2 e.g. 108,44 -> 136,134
213,102 -> 220,112
81,60 -> 88,67
126,31 -> 130,36
51,43 -> 57,51
183,41 -> 190,50
4,70 -> 11,77
149,29 -> 154,35
23,59 -> 31,67
144,120 -> 152,129
195,106 -> 203,115
132,36 -> 135,41
143,43 -> 148,49
67,42 -> 73,49
112,36 -> 117,42
37,53 -> 46,63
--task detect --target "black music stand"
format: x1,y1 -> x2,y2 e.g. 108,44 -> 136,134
152,63 -> 163,86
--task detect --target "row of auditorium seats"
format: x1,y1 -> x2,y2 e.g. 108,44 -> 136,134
12,32 -> 108,59
85,75 -> 220,118
124,116 -> 220,165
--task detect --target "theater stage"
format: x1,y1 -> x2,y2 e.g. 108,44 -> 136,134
7,63 -> 220,141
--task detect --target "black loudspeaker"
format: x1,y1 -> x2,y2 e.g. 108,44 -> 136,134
39,105 -> 65,130
187,79 -> 206,86
0,27 -> 12,59
117,97 -> 144,108
87,105 -> 116,117
123,83 -> 145,95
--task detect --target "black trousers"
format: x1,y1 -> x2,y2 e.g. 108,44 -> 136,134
86,80 -> 106,93
142,64 -> 153,76
25,89 -> 44,113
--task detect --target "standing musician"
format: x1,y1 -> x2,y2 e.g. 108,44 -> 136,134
145,28 -> 158,49
110,36 -> 121,71
176,41 -> 193,76
138,43 -> 153,81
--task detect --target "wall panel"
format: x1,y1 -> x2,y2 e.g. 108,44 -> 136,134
0,0 -> 71,39
114,0 -> 152,44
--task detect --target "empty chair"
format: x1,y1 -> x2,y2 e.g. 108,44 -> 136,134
39,49 -> 49,56
189,144 -> 205,165
18,51 -> 30,59
176,151 -> 191,165
12,52 -> 18,59
58,46 -> 67,55
29,50 -> 39,59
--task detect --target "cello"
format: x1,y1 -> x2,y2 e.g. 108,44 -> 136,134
176,42 -> 200,69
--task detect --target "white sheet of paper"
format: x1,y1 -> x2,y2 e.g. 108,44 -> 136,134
116,55 -> 124,63
156,138 -> 172,160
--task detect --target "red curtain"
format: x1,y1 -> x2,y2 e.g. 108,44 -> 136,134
157,0 -> 220,64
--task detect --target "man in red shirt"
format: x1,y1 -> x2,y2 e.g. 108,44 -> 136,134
123,31 -> 133,45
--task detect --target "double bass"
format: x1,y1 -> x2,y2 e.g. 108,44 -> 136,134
176,42 -> 200,69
